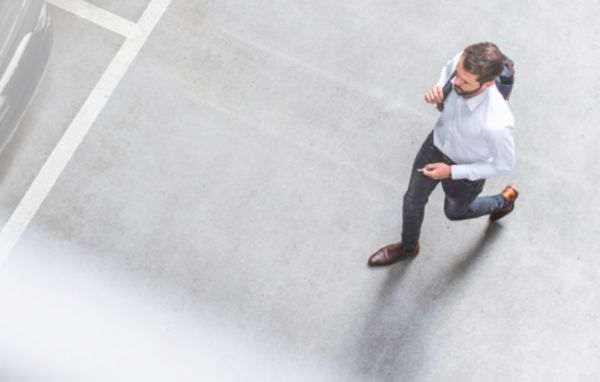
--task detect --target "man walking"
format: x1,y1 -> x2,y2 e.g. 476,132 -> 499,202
368,42 -> 519,267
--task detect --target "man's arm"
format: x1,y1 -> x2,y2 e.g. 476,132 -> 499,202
424,52 -> 462,105
450,125 -> 515,181
436,52 -> 462,87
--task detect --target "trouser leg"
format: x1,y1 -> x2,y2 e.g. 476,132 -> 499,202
441,178 -> 508,220
401,133 -> 441,250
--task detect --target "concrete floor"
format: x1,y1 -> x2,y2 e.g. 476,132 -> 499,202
1,0 -> 599,381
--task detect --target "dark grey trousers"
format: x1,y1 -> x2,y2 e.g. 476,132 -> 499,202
401,132 -> 507,250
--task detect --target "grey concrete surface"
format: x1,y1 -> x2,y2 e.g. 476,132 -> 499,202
0,6 -> 123,224
85,0 -> 150,22
1,0 -> 600,381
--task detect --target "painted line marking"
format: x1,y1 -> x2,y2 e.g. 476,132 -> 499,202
47,0 -> 137,37
0,0 -> 172,266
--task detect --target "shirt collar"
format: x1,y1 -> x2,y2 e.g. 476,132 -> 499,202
465,85 -> 491,111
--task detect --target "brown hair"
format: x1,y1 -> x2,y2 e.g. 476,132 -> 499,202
462,42 -> 505,84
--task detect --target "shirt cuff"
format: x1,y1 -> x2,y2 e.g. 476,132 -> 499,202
450,164 -> 469,180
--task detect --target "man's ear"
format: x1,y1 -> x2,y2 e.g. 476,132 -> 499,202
482,80 -> 495,90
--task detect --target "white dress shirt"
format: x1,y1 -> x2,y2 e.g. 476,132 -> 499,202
432,52 -> 515,181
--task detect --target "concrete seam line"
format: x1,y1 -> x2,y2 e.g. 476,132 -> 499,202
219,26 -> 432,122
47,0 -> 137,38
0,0 -> 172,266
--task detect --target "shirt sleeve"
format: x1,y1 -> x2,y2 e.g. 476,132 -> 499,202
450,125 -> 515,181
435,51 -> 463,88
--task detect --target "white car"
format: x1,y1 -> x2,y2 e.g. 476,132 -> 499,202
0,0 -> 52,151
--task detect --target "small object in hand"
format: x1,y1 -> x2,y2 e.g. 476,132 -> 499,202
417,168 -> 426,172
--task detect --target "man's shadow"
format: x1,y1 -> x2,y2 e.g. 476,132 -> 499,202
444,222 -> 502,282
351,259 -> 413,377
352,222 -> 503,378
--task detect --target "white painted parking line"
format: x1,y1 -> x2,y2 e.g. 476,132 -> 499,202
0,0 -> 172,266
47,0 -> 137,38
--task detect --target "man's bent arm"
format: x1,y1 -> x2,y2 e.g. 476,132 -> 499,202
436,52 -> 462,88
450,125 -> 515,181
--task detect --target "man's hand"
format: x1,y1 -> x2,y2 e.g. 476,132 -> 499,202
418,163 -> 451,180
424,85 -> 444,104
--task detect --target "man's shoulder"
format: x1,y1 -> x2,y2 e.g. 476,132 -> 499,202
447,52 -> 462,71
485,86 -> 514,127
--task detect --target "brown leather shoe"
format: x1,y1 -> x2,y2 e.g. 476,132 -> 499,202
490,185 -> 519,221
368,242 -> 420,267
